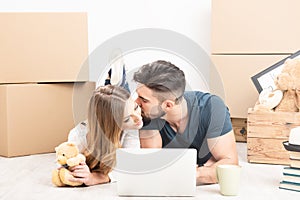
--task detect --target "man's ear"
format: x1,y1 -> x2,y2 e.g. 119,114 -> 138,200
161,100 -> 175,111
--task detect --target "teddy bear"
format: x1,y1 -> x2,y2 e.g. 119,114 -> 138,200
51,142 -> 86,187
274,58 -> 300,112
253,57 -> 300,113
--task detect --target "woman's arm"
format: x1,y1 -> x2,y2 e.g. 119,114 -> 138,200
68,162 -> 110,186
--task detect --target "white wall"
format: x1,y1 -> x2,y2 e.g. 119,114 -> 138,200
0,0 -> 212,90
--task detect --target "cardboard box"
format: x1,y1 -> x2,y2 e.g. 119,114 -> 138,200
247,108 -> 300,165
0,82 -> 95,157
0,12 -> 88,83
212,0 -> 300,54
211,55 -> 289,118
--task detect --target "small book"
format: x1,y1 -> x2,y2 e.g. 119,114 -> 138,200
283,167 -> 300,176
282,174 -> 300,184
290,159 -> 300,169
290,151 -> 300,160
279,181 -> 300,192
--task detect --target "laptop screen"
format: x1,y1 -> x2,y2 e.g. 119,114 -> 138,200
115,148 -> 197,197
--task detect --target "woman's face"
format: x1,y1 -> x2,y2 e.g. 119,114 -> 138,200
121,97 -> 143,130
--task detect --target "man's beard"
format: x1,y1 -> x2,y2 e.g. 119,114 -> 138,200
142,105 -> 166,120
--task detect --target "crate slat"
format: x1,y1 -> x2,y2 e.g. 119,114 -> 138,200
247,138 -> 290,165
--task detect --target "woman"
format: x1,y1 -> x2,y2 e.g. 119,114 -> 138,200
66,85 -> 143,186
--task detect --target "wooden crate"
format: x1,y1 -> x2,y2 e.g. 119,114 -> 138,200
231,118 -> 247,142
247,108 -> 300,165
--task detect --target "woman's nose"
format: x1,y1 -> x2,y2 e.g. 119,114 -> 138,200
132,114 -> 142,123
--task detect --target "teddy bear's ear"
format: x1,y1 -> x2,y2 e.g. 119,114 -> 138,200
67,142 -> 76,147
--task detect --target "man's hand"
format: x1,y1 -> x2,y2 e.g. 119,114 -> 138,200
196,165 -> 217,185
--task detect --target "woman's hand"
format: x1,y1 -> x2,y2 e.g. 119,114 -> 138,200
69,162 -> 110,186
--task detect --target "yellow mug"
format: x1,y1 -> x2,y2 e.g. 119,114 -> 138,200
217,164 -> 241,196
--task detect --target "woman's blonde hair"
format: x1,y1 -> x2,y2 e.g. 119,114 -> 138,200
85,85 -> 130,175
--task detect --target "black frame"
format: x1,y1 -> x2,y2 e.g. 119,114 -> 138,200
251,50 -> 300,93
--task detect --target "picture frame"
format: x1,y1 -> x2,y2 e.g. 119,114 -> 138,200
251,50 -> 300,93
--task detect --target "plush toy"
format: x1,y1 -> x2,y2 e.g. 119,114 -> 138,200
274,58 -> 300,112
52,142 -> 86,187
253,89 -> 283,112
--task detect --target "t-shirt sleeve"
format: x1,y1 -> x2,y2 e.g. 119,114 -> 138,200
67,121 -> 88,153
203,95 -> 232,138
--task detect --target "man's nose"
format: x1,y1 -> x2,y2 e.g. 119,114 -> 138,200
135,98 -> 141,107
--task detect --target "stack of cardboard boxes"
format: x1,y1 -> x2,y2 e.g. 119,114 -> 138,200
211,0 -> 300,164
0,13 -> 95,157
211,0 -> 300,143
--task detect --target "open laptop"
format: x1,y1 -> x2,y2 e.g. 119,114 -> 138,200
115,148 -> 197,197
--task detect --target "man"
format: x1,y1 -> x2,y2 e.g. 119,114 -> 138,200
133,60 -> 238,185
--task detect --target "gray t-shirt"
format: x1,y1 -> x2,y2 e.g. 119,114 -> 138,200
142,91 -> 232,165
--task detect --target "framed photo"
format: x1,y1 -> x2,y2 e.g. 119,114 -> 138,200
251,50 -> 300,93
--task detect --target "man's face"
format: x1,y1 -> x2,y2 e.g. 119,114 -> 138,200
135,84 -> 166,119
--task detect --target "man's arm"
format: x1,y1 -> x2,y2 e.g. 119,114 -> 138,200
196,130 -> 238,185
139,130 -> 162,148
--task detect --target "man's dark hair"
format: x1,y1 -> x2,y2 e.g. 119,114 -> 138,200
133,60 -> 186,103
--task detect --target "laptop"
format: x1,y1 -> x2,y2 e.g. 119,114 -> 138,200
115,148 -> 197,197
